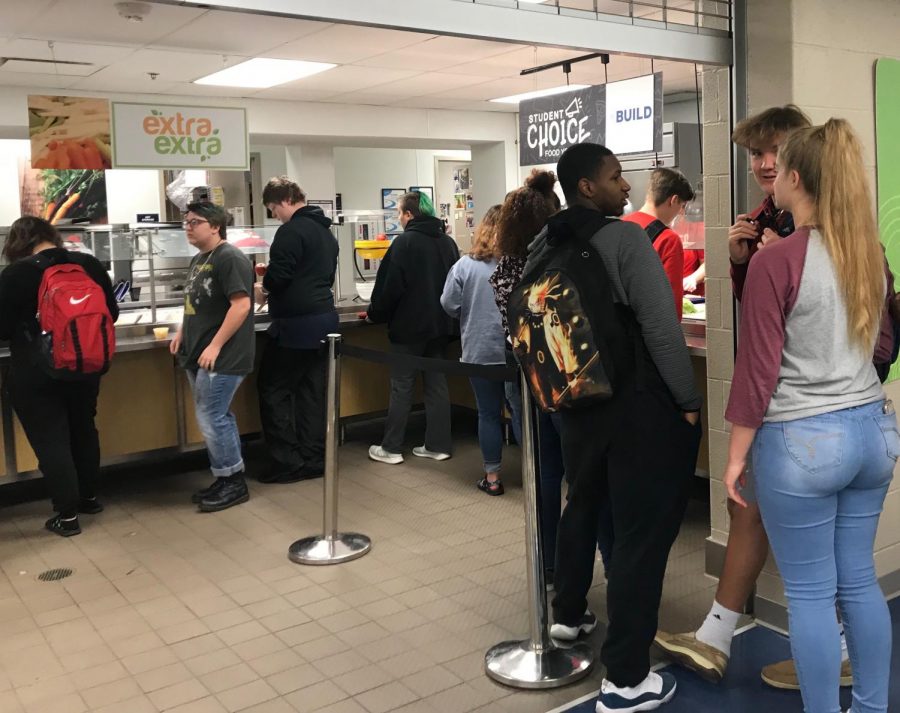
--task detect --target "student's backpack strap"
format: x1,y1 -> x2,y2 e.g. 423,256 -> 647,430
644,219 -> 668,245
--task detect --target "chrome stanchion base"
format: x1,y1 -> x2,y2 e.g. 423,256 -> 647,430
484,639 -> 593,689
288,533 -> 371,565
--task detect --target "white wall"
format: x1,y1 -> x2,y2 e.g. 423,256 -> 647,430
665,98 -> 703,124
104,170 -> 163,225
0,140 -> 30,226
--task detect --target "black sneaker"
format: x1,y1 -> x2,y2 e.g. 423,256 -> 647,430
78,497 -> 104,514
45,515 -> 81,537
191,478 -> 225,503
199,475 -> 249,512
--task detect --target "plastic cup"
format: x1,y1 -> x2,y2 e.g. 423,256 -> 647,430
153,327 -> 169,340
255,263 -> 267,278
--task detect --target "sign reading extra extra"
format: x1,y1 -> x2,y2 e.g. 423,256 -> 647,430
111,102 -> 249,169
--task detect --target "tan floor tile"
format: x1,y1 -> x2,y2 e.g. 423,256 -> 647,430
301,598 -> 351,620
78,592 -> 130,616
218,620 -> 271,646
401,666 -> 463,698
276,621 -> 329,648
74,660 -> 129,689
81,677 -> 144,710
164,695 -> 229,713
284,680 -> 348,713
24,691 -> 86,713
16,673 -> 75,707
108,631 -> 166,658
353,681 -> 418,713
258,608 -> 313,633
23,592 -> 76,616
34,604 -> 83,627
313,649 -> 372,679
230,586 -> 277,607
159,618 -> 212,644
283,585 -> 332,607
377,650 -> 435,679
122,646 -> 180,675
184,648 -> 243,678
61,642 -> 118,673
148,678 -> 210,710
216,679 -> 279,712
335,622 -> 391,650
244,596 -> 293,620
238,699 -> 295,713
313,700 -> 368,713
171,632 -> 226,661
248,648 -> 305,677
0,690 -> 21,713
355,637 -> 410,664
332,664 -> 394,697
93,693 -> 159,713
200,663 -> 260,694
378,610 -> 429,634
296,634 -> 351,661
135,661 -> 195,693
204,608 -> 255,632
185,595 -> 239,618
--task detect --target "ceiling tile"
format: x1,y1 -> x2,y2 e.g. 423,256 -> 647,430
356,36 -> 520,72
375,72 -> 498,98
0,0 -> 56,36
321,92 -> 411,106
274,65 -> 422,95
248,87 -> 338,102
447,46 -> 591,78
269,24 -> 434,65
0,38 -> 136,65
83,49 -> 248,83
0,70 -> 79,90
152,10 -> 329,55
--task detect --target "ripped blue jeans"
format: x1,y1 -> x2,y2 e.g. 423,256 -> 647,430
753,400 -> 898,713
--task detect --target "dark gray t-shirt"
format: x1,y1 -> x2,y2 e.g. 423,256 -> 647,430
179,241 -> 254,375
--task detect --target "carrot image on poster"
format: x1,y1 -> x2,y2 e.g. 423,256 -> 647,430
28,95 -> 112,170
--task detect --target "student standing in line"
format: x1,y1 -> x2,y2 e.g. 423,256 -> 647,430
441,205 -> 509,495
724,119 -> 895,713
0,217 -> 118,536
170,202 -> 255,512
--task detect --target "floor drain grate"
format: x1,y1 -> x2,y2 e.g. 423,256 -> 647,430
37,568 -> 73,582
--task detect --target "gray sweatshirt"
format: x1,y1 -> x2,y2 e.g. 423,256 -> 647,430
441,256 -> 507,365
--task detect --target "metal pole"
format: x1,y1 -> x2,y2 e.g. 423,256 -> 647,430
288,334 -> 371,565
484,371 -> 593,688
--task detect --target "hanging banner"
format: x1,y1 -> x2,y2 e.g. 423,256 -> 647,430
111,102 -> 249,170
875,57 -> 900,382
518,73 -> 662,166
28,95 -> 112,170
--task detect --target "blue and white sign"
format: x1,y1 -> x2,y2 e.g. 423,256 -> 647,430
604,73 -> 663,155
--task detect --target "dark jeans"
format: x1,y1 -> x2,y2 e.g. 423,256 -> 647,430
9,366 -> 101,518
469,376 -> 506,473
553,388 -> 701,687
382,338 -> 452,454
258,340 -> 327,475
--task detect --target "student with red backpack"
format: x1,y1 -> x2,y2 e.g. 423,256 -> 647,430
0,216 -> 118,536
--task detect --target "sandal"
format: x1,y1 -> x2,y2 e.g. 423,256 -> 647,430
477,477 -> 504,496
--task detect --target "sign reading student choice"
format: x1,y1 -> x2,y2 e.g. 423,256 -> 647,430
111,102 -> 249,170
518,74 -> 662,166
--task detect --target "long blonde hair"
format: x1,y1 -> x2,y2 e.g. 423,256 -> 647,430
778,119 -> 883,350
470,204 -> 501,261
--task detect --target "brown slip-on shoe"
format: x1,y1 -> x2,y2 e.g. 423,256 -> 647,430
761,657 -> 853,690
654,630 -> 728,684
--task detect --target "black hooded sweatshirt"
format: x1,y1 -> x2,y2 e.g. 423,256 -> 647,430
367,215 -> 460,344
263,205 -> 338,317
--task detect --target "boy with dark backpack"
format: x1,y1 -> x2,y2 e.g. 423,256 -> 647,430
509,143 -> 701,713
0,216 -> 118,537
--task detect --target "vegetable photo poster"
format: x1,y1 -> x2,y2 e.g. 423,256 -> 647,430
28,95 -> 112,170
19,163 -> 108,225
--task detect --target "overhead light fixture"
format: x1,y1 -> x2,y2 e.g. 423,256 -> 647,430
194,58 -> 336,89
490,84 -> 589,104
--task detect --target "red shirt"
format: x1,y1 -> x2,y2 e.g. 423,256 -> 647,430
622,211 -> 684,321
683,249 -> 705,297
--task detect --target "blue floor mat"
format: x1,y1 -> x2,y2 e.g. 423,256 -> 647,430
558,598 -> 899,713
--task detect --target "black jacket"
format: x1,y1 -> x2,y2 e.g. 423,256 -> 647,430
367,216 -> 460,344
262,206 -> 338,317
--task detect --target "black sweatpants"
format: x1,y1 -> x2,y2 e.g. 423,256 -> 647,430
257,340 -> 328,475
552,387 -> 702,687
9,366 -> 101,518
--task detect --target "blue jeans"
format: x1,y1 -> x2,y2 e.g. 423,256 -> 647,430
186,369 -> 245,478
753,401 -> 897,713
469,377 -> 506,473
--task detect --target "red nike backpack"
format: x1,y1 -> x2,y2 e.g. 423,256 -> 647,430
35,260 -> 116,378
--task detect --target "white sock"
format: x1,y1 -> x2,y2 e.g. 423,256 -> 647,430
839,626 -> 849,663
695,600 -> 741,656
602,671 -> 663,698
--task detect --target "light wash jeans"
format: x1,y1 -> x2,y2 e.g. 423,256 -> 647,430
753,400 -> 898,713
186,369 -> 245,478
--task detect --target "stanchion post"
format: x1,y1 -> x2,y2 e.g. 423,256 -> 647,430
288,334 -> 372,565
484,370 -> 594,688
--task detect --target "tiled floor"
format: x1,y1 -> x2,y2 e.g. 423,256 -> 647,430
0,419 -> 715,713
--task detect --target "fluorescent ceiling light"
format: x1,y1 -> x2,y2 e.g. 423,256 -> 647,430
490,84 -> 589,104
194,58 -> 336,88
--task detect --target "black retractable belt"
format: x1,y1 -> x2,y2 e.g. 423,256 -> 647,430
339,343 -> 517,382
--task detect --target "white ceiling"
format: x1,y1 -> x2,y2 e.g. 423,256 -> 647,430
0,0 -> 700,113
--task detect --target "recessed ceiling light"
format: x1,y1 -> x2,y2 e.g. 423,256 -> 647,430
194,58 -> 336,89
490,84 -> 589,104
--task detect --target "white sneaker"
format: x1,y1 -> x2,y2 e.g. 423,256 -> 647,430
412,446 -> 451,461
368,445 -> 403,464
549,609 -> 597,641
597,671 -> 677,713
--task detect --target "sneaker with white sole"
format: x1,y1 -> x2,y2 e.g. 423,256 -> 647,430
597,671 -> 677,713
412,446 -> 451,461
550,609 -> 597,641
368,445 -> 404,465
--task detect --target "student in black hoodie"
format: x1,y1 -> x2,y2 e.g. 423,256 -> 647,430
367,191 -> 459,464
255,177 -> 339,483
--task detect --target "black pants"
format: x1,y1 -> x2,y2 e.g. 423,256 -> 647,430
257,340 -> 327,475
553,388 -> 702,687
9,366 -> 101,518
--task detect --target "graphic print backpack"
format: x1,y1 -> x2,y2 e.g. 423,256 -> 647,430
506,212 -> 629,412
34,256 -> 115,378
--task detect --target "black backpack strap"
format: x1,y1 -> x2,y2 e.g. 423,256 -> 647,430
644,219 -> 668,244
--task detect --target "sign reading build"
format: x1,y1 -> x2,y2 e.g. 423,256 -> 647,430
111,102 -> 249,170
519,73 -> 662,166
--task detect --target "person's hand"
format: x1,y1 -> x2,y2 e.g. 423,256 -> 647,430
758,227 -> 781,249
169,330 -> 182,356
198,343 -> 221,371
253,283 -> 268,307
724,458 -> 748,508
683,411 -> 700,426
683,275 -> 698,293
728,214 -> 758,264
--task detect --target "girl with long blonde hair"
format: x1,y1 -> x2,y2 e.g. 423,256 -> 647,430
724,119 -> 897,713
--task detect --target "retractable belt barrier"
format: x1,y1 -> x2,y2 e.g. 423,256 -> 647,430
288,335 -> 593,688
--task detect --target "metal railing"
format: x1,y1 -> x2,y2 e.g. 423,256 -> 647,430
451,0 -> 732,34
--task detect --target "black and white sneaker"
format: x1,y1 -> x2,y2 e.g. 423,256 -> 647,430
550,609 -> 597,641
597,671 -> 677,713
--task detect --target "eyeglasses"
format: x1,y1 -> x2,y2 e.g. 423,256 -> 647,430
182,218 -> 209,228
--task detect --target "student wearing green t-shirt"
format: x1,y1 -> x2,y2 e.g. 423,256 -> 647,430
170,202 -> 254,512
